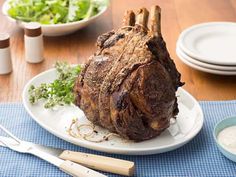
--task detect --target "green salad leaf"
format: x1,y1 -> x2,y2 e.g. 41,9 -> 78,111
28,61 -> 81,108
8,0 -> 108,24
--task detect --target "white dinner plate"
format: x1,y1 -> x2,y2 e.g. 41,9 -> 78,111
176,48 -> 236,75
22,67 -> 204,155
176,43 -> 236,71
178,22 -> 236,65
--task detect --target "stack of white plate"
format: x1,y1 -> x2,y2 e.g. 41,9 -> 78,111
176,22 -> 236,75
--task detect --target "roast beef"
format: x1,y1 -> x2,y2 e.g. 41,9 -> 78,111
74,6 -> 183,141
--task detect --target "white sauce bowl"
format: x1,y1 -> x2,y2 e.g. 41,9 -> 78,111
213,116 -> 236,163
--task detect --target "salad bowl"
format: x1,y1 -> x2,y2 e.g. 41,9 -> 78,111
2,0 -> 108,36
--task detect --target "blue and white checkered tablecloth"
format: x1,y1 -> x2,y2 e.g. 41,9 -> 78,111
0,102 -> 236,177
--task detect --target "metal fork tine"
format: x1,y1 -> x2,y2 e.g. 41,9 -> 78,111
0,138 -> 8,146
0,137 -> 15,151
0,124 -> 21,144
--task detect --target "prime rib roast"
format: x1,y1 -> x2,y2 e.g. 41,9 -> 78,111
74,6 -> 183,141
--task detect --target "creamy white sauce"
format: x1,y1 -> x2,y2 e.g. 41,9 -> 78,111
217,125 -> 236,154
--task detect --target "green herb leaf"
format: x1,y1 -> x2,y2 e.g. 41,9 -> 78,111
28,61 -> 81,108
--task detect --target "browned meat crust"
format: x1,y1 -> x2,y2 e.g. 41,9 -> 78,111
74,6 -> 184,141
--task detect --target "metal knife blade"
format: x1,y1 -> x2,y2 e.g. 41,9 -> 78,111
0,136 -> 107,177
0,136 -> 135,176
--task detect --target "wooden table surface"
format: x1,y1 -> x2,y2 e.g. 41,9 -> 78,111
0,0 -> 236,102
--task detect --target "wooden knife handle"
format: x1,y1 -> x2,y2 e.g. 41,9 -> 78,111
59,150 -> 135,176
59,160 -> 107,177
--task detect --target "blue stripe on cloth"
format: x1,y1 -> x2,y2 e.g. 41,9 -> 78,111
0,102 -> 236,177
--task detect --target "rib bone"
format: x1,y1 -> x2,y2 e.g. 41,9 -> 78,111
122,10 -> 135,26
150,5 -> 161,36
135,8 -> 149,28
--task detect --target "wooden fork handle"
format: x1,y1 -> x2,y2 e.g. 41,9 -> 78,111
59,160 -> 107,177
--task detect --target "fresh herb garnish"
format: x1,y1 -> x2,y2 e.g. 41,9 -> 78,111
29,61 -> 81,108
8,0 -> 108,25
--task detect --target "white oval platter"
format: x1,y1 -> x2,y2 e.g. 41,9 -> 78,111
22,67 -> 204,155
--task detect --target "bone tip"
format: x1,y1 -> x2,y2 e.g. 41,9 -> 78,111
123,10 -> 135,26
137,7 -> 149,15
151,5 -> 161,12
125,10 -> 135,16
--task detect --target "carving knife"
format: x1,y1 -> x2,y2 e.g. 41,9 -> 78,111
0,136 -> 135,176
